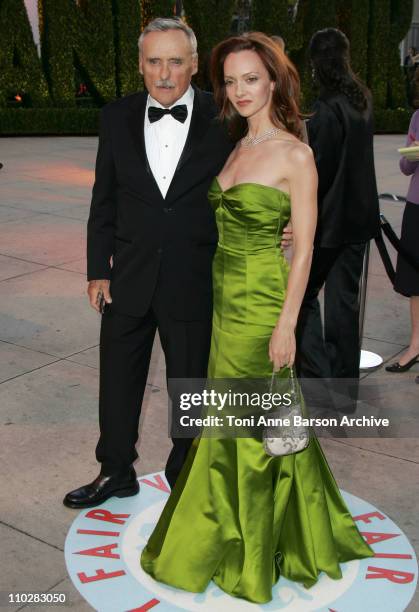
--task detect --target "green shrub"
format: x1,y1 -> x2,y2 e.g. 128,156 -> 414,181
337,0 -> 370,83
388,0 -> 413,108
0,107 -> 99,134
141,0 -> 174,27
292,0 -> 338,108
38,0 -> 116,106
0,0 -> 415,130
183,0 -> 236,88
251,0 -> 300,50
374,107 -> 411,133
113,0 -> 142,97
0,0 -> 50,107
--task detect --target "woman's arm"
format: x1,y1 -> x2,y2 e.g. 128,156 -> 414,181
400,112 -> 419,176
269,144 -> 318,370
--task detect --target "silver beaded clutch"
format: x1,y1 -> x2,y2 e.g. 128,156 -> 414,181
263,367 -> 309,456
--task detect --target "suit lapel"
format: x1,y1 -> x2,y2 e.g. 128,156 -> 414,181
165,88 -> 214,203
175,88 -> 211,172
126,93 -> 148,167
126,93 -> 163,204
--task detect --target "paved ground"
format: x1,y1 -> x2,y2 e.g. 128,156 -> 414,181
0,134 -> 418,611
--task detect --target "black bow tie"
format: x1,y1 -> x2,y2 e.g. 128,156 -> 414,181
148,104 -> 188,124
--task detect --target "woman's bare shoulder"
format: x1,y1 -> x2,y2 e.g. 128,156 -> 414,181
269,136 -> 314,166
287,140 -> 314,165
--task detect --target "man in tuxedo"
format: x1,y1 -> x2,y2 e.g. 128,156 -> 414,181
63,17 -> 233,508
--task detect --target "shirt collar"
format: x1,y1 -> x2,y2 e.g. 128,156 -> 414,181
146,85 -> 194,111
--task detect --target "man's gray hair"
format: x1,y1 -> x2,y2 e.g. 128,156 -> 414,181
138,17 -> 198,57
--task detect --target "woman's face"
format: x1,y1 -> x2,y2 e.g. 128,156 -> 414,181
223,49 -> 274,119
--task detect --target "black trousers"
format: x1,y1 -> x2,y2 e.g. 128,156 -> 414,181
95,284 -> 212,488
297,243 -> 366,380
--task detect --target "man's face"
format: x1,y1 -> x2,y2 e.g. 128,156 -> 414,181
140,30 -> 198,107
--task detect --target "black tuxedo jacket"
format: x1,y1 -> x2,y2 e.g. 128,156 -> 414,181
307,92 -> 381,248
87,87 -> 233,320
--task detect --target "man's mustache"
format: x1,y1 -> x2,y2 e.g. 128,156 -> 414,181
155,80 -> 176,89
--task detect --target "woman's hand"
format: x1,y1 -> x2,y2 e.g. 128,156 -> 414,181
269,321 -> 296,371
281,222 -> 293,249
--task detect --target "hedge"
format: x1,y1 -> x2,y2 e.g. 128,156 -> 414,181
0,108 -> 100,135
388,0 -> 414,108
251,0 -> 301,49
0,0 -> 50,107
0,0 -> 415,128
38,0 -> 116,106
113,0 -> 142,97
184,0 -> 236,87
141,0 -> 174,28
337,0 -> 370,83
0,106 -> 411,136
373,108 -> 411,133
291,0 -> 338,108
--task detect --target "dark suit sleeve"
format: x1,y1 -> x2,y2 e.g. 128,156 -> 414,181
86,106 -> 117,281
307,100 -> 344,203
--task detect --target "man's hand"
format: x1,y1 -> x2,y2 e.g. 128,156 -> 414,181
281,222 -> 293,249
88,279 -> 112,313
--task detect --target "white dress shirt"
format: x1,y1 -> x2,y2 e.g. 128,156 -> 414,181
144,85 -> 194,198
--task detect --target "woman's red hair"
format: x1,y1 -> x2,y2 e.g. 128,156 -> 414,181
210,32 -> 303,141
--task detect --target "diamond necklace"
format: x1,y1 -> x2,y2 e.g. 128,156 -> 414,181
241,126 -> 282,147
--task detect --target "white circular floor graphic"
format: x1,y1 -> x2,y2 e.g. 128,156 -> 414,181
65,472 -> 417,612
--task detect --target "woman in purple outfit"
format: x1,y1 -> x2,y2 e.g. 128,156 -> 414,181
386,110 -> 419,372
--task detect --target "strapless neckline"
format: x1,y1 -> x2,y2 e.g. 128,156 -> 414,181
214,176 -> 290,199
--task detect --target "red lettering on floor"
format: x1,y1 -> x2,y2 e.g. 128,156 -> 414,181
353,511 -> 386,524
140,474 -> 170,494
75,543 -> 120,559
127,599 -> 160,611
77,529 -> 120,536
375,553 -> 413,559
78,568 -> 126,583
366,566 -> 415,583
361,531 -> 399,545
85,509 -> 130,524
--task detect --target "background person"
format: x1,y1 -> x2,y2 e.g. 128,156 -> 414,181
296,28 -> 380,388
386,111 -> 419,372
404,46 -> 419,69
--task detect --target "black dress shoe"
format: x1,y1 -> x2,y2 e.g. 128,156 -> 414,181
63,467 -> 139,509
385,354 -> 419,373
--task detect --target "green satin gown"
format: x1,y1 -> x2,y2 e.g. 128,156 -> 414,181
140,178 -> 373,604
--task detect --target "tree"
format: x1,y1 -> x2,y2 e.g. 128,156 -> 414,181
183,0 -> 236,88
388,0 -> 413,107
367,0 -> 391,108
39,0 -> 116,106
292,0 -> 337,107
0,0 -> 50,107
112,0 -> 142,97
337,0 -> 370,83
251,0 -> 296,46
141,0 -> 174,28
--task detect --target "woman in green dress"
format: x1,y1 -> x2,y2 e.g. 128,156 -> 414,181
141,32 -> 373,604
